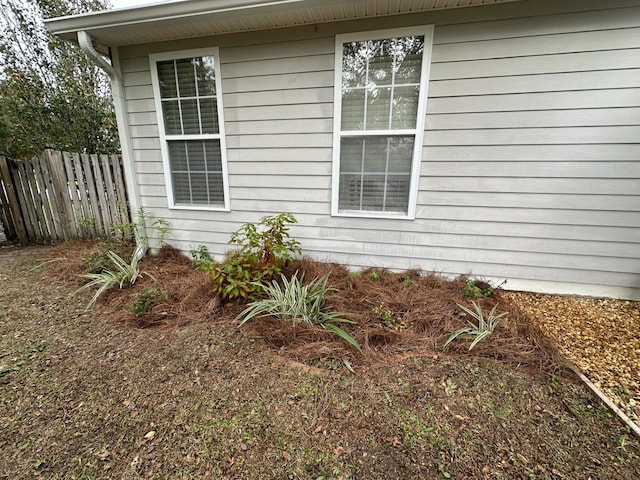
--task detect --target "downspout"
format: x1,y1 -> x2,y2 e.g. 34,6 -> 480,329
77,31 -> 147,259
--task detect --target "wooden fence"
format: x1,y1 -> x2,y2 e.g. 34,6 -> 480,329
0,150 -> 130,244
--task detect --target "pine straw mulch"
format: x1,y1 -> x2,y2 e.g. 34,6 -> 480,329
44,242 -> 565,374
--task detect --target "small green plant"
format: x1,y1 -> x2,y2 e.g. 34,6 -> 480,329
368,271 -> 381,281
190,245 -> 213,272
462,278 -> 494,298
132,288 -> 163,316
78,217 -> 98,237
84,236 -> 135,274
373,303 -> 393,325
237,272 -> 362,353
400,274 -> 414,285
444,301 -> 507,351
152,218 -> 170,246
78,245 -> 150,308
348,271 -> 362,279
211,213 -> 302,301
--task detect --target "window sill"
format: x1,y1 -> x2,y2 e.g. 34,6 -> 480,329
331,210 -> 414,220
168,204 -> 230,212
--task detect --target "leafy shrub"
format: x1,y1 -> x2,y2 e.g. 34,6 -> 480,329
443,301 -> 507,351
133,288 -> 163,316
211,213 -> 301,301
237,272 -> 362,353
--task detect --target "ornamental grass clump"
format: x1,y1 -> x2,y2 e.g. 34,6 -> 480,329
77,245 -> 151,309
444,301 -> 507,351
237,272 -> 362,353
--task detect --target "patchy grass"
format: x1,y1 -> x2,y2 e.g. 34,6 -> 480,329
0,243 -> 639,479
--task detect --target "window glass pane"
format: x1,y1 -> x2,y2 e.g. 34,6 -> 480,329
341,35 -> 424,132
394,37 -> 424,84
168,141 -> 188,170
189,172 -> 209,204
366,86 -> 391,130
338,135 -> 413,213
172,172 -> 191,204
360,174 -> 386,211
180,99 -> 200,134
341,88 -> 365,130
195,56 -> 216,96
384,175 -> 411,212
207,172 -> 225,204
340,137 -> 364,172
175,59 -> 196,97
363,137 -> 389,173
388,136 -> 414,173
186,141 -> 205,171
157,60 -> 177,98
161,100 -> 182,135
391,86 -> 420,129
204,140 -> 222,171
200,97 -> 219,134
167,140 -> 224,207
342,42 -> 369,88
338,174 -> 362,210
369,40 -> 393,86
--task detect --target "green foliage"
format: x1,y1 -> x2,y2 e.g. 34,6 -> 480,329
373,304 -> 393,325
444,301 -> 507,351
84,237 -> 135,274
462,278 -> 494,299
373,303 -> 407,331
237,272 -> 362,353
77,245 -> 149,309
348,271 -> 362,279
211,213 -> 302,301
152,218 -> 170,246
0,0 -> 119,157
190,245 -> 213,272
400,274 -> 414,285
132,288 -> 163,317
368,272 -> 381,281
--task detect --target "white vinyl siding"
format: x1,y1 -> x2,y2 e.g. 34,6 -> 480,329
332,27 -> 433,218
119,0 -> 640,300
149,48 -> 230,210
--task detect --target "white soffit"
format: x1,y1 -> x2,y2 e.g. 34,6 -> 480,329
45,0 -> 522,47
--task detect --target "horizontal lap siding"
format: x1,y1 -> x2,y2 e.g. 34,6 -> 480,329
120,0 -> 640,298
419,1 -> 640,296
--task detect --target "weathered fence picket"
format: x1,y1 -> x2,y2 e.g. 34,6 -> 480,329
0,150 -> 130,244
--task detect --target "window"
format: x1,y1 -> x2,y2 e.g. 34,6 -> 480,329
332,27 -> 433,218
150,48 -> 229,210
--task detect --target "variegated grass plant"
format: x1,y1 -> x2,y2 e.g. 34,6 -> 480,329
444,301 -> 507,351
237,271 -> 362,353
77,245 -> 152,309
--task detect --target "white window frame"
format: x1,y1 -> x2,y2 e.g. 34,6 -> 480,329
149,47 -> 230,211
331,26 -> 434,219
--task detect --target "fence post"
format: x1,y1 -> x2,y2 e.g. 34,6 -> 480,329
0,155 -> 28,243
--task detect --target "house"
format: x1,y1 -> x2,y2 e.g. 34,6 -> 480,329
45,0 -> 640,300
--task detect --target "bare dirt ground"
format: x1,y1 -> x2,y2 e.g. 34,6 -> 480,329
1,243 -> 639,479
